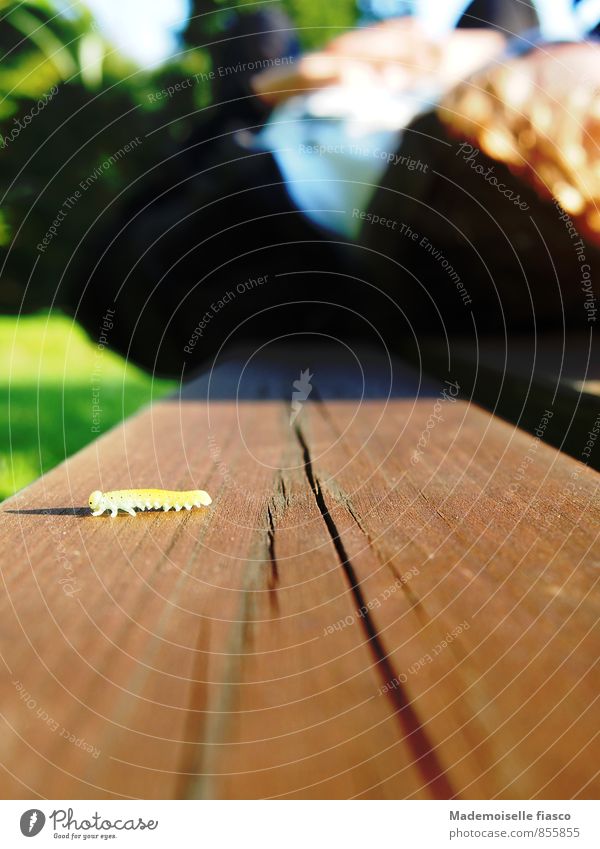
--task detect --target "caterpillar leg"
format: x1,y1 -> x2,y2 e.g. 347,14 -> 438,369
110,508 -> 119,518
124,506 -> 137,517
92,509 -> 105,517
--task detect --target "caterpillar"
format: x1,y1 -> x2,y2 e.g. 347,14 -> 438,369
88,489 -> 212,518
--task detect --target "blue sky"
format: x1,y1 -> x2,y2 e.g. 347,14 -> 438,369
83,0 -> 191,66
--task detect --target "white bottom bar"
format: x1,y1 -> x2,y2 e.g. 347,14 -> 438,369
0,800 -> 598,848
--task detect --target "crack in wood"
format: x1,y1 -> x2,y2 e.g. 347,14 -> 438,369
264,468 -> 294,602
293,421 -> 456,800
321,477 -> 371,539
266,501 -> 279,590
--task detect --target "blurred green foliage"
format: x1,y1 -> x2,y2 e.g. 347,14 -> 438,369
0,0 -> 359,315
0,0 -> 358,499
0,1 -> 173,315
185,0 -> 358,48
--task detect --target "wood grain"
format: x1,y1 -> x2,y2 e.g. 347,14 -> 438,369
0,347 -> 598,799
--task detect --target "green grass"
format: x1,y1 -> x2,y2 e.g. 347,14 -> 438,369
0,312 -> 176,501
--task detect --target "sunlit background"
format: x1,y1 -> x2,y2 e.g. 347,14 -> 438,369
1,0 -> 599,501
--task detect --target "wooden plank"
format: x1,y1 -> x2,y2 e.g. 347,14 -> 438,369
188,429 -> 435,800
0,352 -> 435,799
451,333 -> 600,397
303,391 -> 600,798
0,347 -> 598,799
0,401 -> 239,798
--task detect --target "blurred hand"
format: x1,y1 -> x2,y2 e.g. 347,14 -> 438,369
251,18 -> 505,104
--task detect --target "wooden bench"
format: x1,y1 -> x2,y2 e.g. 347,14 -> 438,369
406,333 -> 600,471
1,346 -> 598,799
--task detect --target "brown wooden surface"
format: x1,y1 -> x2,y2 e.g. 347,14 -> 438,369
0,347 -> 598,799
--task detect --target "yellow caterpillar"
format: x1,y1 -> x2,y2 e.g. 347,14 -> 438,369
88,488 -> 212,518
